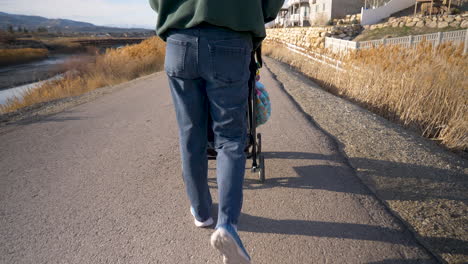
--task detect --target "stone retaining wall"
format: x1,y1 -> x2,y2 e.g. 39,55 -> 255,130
364,12 -> 468,30
266,25 -> 362,51
333,14 -> 362,25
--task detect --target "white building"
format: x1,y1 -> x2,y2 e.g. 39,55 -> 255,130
275,0 -> 310,27
310,0 -> 364,24
275,0 -> 364,26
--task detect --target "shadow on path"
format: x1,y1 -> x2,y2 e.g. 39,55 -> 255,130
210,202 -> 466,255
207,151 -> 467,256
214,151 -> 468,202
238,213 -> 467,255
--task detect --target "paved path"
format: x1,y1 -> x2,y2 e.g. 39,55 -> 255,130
0,66 -> 437,263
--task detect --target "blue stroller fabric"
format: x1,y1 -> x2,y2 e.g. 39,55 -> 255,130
255,81 -> 271,127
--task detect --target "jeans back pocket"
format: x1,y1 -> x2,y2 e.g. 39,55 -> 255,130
208,39 -> 251,84
165,37 -> 190,78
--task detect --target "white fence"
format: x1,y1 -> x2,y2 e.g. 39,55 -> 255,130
325,29 -> 468,53
361,0 -> 415,25
325,38 -> 359,53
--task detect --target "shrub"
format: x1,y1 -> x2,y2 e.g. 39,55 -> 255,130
0,30 -> 16,44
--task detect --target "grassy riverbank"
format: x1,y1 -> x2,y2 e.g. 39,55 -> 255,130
39,37 -> 85,53
0,36 -> 88,66
0,35 -> 146,64
0,48 -> 49,66
263,42 -> 467,152
0,37 -> 165,113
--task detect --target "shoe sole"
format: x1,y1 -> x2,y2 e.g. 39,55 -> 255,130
190,207 -> 214,228
211,228 -> 251,264
194,217 -> 214,228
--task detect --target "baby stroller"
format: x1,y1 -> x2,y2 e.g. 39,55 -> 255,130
207,47 -> 266,183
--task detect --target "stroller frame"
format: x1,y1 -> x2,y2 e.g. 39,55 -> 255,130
207,47 -> 266,183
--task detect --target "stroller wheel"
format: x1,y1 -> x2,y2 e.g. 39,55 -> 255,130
258,155 -> 265,183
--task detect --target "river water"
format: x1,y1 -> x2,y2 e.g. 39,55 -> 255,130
0,44 -> 130,107
0,75 -> 64,105
0,55 -> 73,106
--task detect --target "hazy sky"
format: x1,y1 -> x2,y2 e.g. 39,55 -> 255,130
0,0 -> 157,28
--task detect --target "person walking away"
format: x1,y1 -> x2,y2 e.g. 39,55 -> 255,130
149,1 -> 284,263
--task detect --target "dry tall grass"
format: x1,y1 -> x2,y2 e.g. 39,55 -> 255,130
263,42 -> 467,151
0,37 -> 166,114
0,48 -> 49,66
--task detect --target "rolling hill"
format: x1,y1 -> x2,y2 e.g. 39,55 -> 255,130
0,12 -> 152,33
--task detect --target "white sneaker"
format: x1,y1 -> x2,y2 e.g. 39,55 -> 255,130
190,207 -> 214,228
211,225 -> 251,264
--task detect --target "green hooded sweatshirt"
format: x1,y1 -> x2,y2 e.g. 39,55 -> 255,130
149,0 -> 284,42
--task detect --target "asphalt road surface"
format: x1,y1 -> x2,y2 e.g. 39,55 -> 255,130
0,67 -> 437,264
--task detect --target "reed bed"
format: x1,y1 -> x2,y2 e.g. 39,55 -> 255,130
0,37 -> 166,114
0,48 -> 49,66
263,42 -> 467,151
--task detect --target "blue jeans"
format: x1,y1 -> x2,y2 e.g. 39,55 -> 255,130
165,25 -> 252,227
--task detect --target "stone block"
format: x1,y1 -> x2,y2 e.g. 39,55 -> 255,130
427,21 -> 438,28
406,22 -> 417,27
438,21 -> 449,28
461,20 -> 468,28
444,17 -> 455,23
392,22 -> 400,27
455,15 -> 462,21
399,22 -> 405,27
449,21 -> 461,27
